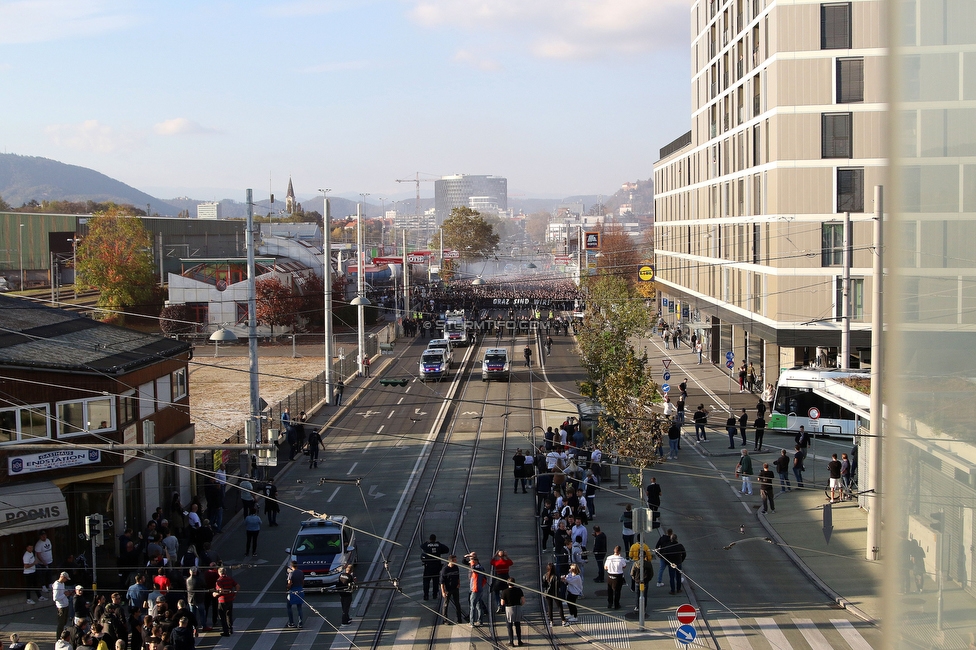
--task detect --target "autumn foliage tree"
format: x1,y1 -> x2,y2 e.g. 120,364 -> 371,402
256,277 -> 297,337
76,210 -> 156,322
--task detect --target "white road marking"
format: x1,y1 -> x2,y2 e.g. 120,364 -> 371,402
391,617 -> 420,647
346,462 -> 358,475
791,617 -> 833,650
327,487 -> 341,503
362,442 -> 373,454
249,617 -> 286,650
211,617 -> 253,649
831,619 -> 874,650
714,618 -> 753,650
756,617 -> 793,650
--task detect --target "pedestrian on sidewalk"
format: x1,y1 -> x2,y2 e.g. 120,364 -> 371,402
676,397 -> 686,426
543,562 -> 565,623
672,330 -> 680,349
795,426 -> 810,458
754,416 -> 766,450
361,355 -> 370,377
23,543 -> 45,604
263,479 -> 279,527
840,453 -> 852,500
792,445 -> 806,488
591,526 -> 608,582
663,327 -> 670,349
654,529 -> 674,587
545,335 -> 553,355
758,463 -> 775,513
726,414 -> 738,448
667,420 -> 681,459
694,405 -> 708,441
736,449 -> 754,495
334,378 -> 344,405
603,547 -> 627,609
738,362 -> 747,392
827,454 -> 843,502
213,567 -> 239,637
756,398 -> 767,420
561,564 -> 583,624
738,408 -> 748,446
523,346 -> 532,368
773,449 -> 791,492
646,477 -> 662,514
679,378 -> 688,401
747,362 -> 757,392
620,505 -> 635,551
663,396 -> 675,419
695,341 -> 703,364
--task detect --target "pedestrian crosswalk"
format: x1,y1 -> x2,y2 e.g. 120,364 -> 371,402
712,616 -> 877,649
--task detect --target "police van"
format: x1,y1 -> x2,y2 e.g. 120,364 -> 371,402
420,348 -> 450,382
444,310 -> 469,347
481,348 -> 511,382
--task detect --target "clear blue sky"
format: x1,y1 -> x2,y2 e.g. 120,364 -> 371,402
0,1 -> 691,203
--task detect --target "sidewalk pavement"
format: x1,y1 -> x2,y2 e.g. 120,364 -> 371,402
638,330 -> 976,646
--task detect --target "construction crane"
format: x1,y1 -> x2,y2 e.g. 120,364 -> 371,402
395,172 -> 437,214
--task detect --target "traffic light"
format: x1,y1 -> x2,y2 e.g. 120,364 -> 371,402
85,514 -> 104,547
931,511 -> 945,533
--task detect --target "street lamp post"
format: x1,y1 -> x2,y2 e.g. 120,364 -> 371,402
351,203 -> 371,378
19,222 -> 25,291
320,189 -> 335,405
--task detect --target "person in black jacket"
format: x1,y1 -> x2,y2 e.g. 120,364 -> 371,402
420,534 -> 450,600
336,565 -> 356,626
693,405 -> 708,441
439,556 -> 465,623
662,534 -> 687,595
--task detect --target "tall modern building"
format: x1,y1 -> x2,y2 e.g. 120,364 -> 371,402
434,174 -> 507,224
654,0 -> 884,381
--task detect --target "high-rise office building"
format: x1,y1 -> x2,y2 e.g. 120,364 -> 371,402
434,174 -> 507,224
654,0 -> 884,381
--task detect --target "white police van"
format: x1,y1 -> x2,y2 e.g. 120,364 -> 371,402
481,348 -> 511,382
286,516 -> 356,591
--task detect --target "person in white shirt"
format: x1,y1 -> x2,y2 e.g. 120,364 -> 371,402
35,531 -> 53,591
603,546 -> 629,609
187,503 -> 202,530
52,571 -> 72,640
590,446 -> 603,466
571,521 -> 588,549
23,544 -> 46,604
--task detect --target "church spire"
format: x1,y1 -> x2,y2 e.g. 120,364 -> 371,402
286,177 -> 296,214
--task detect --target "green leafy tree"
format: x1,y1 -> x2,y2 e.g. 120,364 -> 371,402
0,195 -> 10,211
76,209 -> 156,321
255,277 -> 297,337
438,207 -> 500,260
575,274 -> 650,385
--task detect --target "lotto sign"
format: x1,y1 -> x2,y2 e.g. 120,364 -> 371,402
676,604 -> 697,624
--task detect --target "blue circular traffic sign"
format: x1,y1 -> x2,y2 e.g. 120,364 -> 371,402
661,383 -> 671,393
725,351 -> 734,361
676,624 -> 697,645
726,360 -> 735,370
663,371 -> 671,382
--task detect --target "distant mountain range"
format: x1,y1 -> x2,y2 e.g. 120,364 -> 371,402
0,154 -> 181,215
0,153 -> 637,219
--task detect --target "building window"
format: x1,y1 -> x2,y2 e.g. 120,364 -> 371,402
56,397 -> 114,437
821,3 -> 852,50
173,368 -> 188,401
822,223 -> 845,266
822,113 -> 853,158
0,404 -> 51,444
837,168 -> 865,212
139,382 -> 155,420
120,390 -> 137,425
837,58 -> 864,103
836,277 -> 865,320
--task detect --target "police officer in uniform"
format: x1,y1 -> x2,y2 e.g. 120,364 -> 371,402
336,564 -> 355,626
420,534 -> 450,600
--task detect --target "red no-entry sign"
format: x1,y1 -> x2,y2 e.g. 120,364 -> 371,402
676,604 -> 697,624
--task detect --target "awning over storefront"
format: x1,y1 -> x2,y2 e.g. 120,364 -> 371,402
0,481 -> 69,536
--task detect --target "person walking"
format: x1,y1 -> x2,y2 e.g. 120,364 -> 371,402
238,475 -> 255,515
512,449 -> 527,494
306,427 -> 323,469
662,534 -> 687,595
523,346 -> 532,368
795,426 -> 811,458
773,449 -> 791,492
840,453 -> 853,500
738,408 -> 748,446
695,340 -> 703,364
736,449 -> 754,495
420,534 -> 450,601
263,479 -> 279,527
35,531 -> 54,592
754,415 -> 766,451
542,562 -> 565,624
337,564 -> 355,626
582,469 -> 599,518
758,463 -> 776,514
465,553 -> 488,627
361,355 -> 370,378
747,362 -> 757,393
243,510 -> 261,558
667,420 -> 681,459
654,529 -> 674,587
737,362 -> 747,392
646,477 -> 662,513
827,453 -> 843,502
213,567 -> 239,637
285,562 -> 304,629
499,580 -> 525,646
440,556 -> 466,624
334,378 -> 344,405
620,504 -> 635,551
603,546 -> 628,609
792,445 -> 806,488
561,564 -> 583,624
693,405 -> 708,441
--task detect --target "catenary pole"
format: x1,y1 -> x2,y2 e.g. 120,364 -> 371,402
867,186 -> 884,561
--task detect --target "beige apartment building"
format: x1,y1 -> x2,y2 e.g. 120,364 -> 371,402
653,0 -> 885,382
